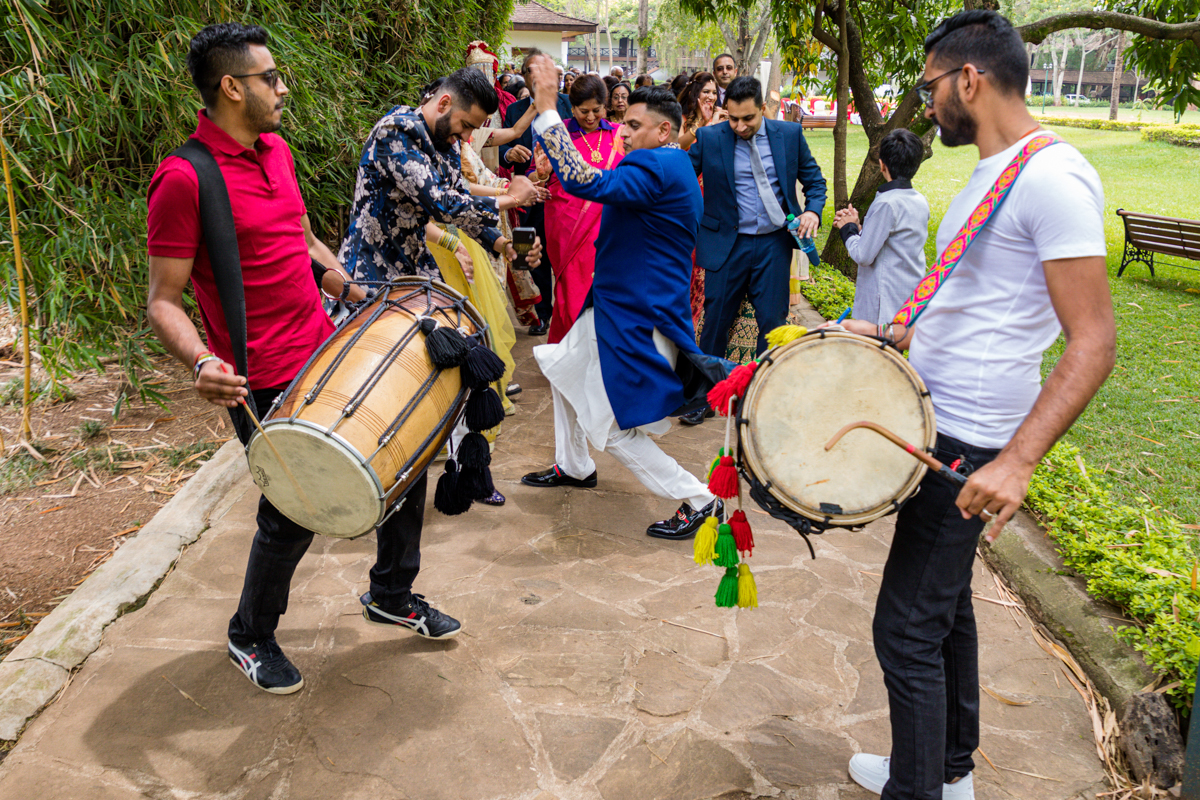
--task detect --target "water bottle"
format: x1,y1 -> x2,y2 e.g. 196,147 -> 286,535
786,214 -> 820,266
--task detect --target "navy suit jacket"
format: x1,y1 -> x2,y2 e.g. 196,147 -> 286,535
688,118 -> 827,272
499,94 -> 573,174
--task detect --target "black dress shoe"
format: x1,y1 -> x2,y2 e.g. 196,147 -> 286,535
521,465 -> 598,488
646,498 -> 724,540
679,407 -> 716,426
528,320 -> 549,336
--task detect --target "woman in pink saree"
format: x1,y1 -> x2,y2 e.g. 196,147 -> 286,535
535,75 -> 624,344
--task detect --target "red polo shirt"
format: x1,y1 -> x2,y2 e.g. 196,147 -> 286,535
147,110 -> 334,389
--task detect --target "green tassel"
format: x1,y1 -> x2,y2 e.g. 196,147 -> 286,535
693,516 -> 719,565
714,523 -> 739,567
706,447 -> 730,480
715,567 -> 739,607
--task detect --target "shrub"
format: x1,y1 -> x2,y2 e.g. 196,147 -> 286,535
0,0 -> 512,395
1026,442 -> 1198,710
799,262 -> 857,320
1141,126 -> 1200,148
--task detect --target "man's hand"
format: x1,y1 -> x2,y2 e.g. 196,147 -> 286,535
817,317 -> 870,335
795,210 -> 820,238
507,174 -> 539,206
533,142 -> 552,181
833,206 -> 859,230
494,234 -> 543,269
954,453 -> 1035,543
505,144 -> 532,165
528,57 -> 559,114
196,360 -> 248,409
454,242 -> 474,282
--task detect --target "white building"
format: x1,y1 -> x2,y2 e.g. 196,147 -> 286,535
502,1 -> 596,66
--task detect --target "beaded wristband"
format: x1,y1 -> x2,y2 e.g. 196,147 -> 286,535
193,354 -> 222,381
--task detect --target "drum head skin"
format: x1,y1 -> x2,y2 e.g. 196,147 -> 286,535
247,278 -> 483,538
247,422 -> 383,538
742,332 -> 935,526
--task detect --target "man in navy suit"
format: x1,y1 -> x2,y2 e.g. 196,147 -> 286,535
499,49 -> 573,335
686,76 -> 827,424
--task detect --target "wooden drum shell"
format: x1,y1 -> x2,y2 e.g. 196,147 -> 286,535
246,278 -> 483,538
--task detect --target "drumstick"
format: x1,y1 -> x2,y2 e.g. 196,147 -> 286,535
239,396 -> 319,516
823,420 -> 967,486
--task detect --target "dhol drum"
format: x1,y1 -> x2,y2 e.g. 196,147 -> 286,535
738,330 -> 936,528
246,277 -> 486,539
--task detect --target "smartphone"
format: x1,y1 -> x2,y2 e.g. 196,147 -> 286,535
511,227 -> 536,270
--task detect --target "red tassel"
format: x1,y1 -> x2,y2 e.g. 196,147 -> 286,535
707,455 -> 739,498
729,509 -> 754,556
707,361 -> 759,416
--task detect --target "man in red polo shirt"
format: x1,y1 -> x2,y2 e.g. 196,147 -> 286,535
146,23 -> 464,695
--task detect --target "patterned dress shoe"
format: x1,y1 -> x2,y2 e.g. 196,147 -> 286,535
521,465 -> 599,488
646,498 -> 723,540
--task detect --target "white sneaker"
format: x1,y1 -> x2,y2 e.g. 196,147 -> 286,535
848,754 -> 975,799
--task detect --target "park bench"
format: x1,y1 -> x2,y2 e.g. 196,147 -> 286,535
800,115 -> 838,130
1116,208 -> 1200,277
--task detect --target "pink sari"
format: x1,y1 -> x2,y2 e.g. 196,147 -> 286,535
545,122 -> 624,343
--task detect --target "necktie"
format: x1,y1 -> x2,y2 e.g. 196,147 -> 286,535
748,133 -> 787,229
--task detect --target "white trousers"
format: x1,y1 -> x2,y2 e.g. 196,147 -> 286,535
553,385 -> 713,511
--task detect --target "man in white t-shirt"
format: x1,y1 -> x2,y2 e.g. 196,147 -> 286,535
828,11 -> 1116,800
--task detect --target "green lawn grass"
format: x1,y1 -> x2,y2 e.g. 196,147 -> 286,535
1026,104 -> 1185,126
804,127 -> 1200,526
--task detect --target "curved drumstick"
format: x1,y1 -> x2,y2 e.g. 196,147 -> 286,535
823,420 -> 967,486
240,397 -> 319,516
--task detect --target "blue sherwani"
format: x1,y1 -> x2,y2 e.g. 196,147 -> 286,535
689,118 -> 827,357
539,133 -> 721,429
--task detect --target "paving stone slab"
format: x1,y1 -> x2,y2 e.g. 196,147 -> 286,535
0,323 -> 1109,799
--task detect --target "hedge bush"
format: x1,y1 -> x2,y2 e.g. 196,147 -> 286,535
1142,126 -> 1200,148
799,262 -> 857,320
0,0 -> 512,393
1026,443 -> 1197,709
1033,115 -> 1200,135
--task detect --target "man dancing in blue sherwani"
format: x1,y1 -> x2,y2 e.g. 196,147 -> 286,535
519,55 -> 727,541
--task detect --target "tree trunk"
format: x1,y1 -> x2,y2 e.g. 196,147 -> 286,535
1109,30 -> 1125,119
604,0 -> 613,74
824,0 -> 853,277
1074,36 -> 1088,102
1052,38 -> 1066,105
636,0 -> 649,76
764,45 -> 783,120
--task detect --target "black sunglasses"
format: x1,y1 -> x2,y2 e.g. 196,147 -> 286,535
216,68 -> 284,91
916,66 -> 984,106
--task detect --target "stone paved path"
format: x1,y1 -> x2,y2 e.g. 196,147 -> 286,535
0,334 -> 1106,800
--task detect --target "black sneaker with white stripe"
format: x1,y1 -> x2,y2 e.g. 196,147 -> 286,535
360,592 -> 461,639
227,637 -> 304,695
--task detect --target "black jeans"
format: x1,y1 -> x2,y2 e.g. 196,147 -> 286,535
874,432 -> 1000,800
226,387 -> 426,646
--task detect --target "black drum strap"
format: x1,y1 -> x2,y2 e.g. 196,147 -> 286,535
170,139 -> 257,419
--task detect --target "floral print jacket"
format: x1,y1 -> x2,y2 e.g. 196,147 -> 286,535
338,105 -> 502,281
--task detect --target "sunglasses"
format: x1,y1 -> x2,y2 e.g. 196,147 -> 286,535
216,68 -> 284,91
916,66 -> 984,106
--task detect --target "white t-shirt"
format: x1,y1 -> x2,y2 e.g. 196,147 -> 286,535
908,132 -> 1106,449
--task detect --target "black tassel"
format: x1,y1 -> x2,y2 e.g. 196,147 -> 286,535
425,325 -> 470,368
433,460 -> 473,515
465,387 -> 505,432
418,317 -> 438,335
458,431 -> 491,471
458,464 -> 494,500
460,342 -> 506,389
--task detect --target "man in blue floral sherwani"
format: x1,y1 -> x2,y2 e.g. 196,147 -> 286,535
338,68 -> 540,280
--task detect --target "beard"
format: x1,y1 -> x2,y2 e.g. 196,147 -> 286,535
432,112 -> 455,152
934,84 -> 976,148
246,90 -> 282,134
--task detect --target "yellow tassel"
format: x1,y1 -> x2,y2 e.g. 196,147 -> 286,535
693,516 -> 719,565
737,563 -> 758,608
765,324 -> 807,349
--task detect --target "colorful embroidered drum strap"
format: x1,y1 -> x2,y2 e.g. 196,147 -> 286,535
891,132 -> 1062,328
